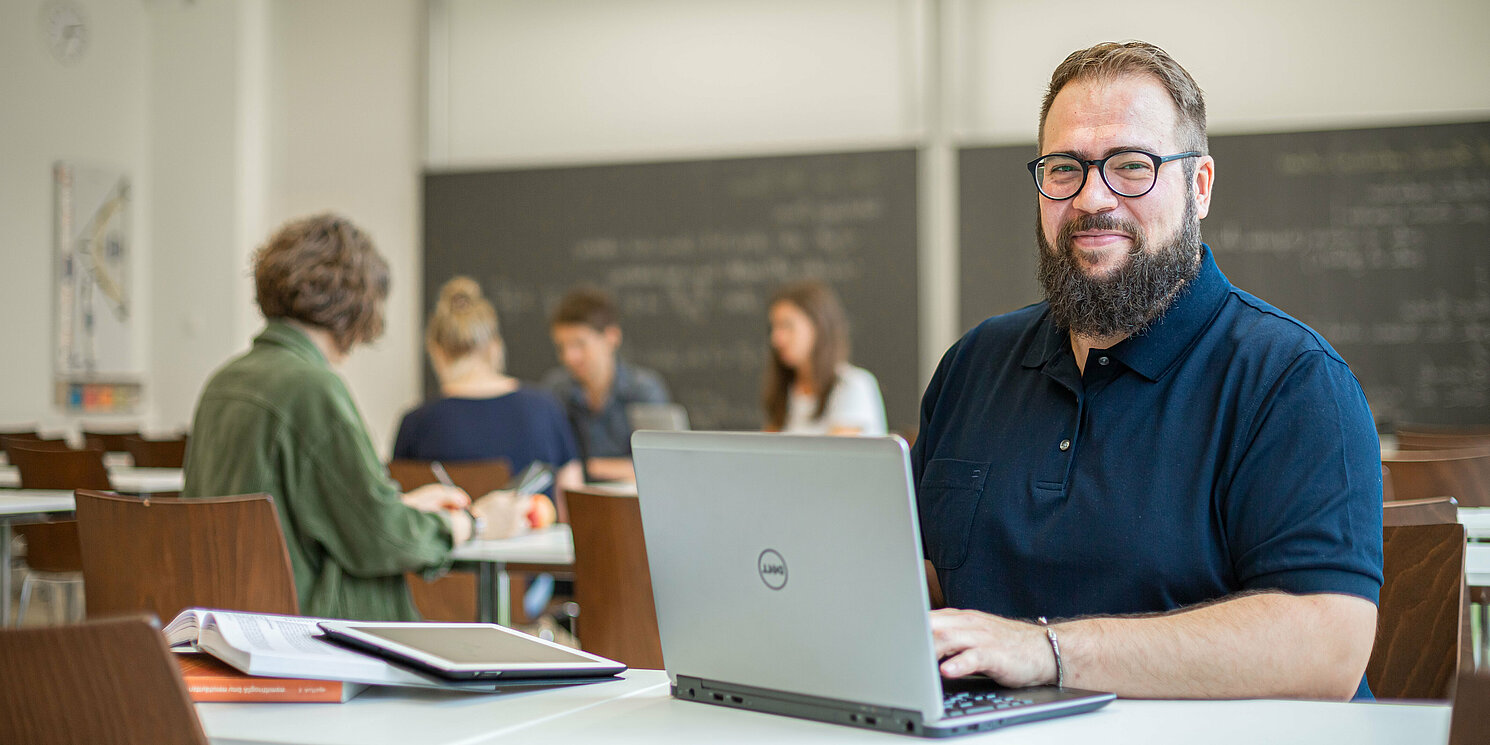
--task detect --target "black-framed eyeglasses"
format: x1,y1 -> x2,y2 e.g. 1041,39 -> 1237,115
1026,150 -> 1201,200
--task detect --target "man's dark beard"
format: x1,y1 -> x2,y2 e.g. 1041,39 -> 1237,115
1036,197 -> 1202,339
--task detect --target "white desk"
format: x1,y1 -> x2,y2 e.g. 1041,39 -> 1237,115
0,464 -> 183,493
451,525 -> 575,626
0,489 -> 76,626
198,669 -> 1448,745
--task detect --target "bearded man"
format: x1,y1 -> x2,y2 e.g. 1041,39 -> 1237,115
912,42 -> 1382,700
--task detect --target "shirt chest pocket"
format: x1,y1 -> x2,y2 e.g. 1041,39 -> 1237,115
917,458 -> 990,570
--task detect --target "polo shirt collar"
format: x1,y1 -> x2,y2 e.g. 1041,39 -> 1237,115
1021,244 -> 1230,382
255,319 -> 330,367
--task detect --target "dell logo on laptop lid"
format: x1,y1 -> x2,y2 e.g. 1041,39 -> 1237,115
757,549 -> 788,590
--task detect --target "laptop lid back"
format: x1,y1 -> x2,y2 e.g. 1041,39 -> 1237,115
632,431 -> 943,717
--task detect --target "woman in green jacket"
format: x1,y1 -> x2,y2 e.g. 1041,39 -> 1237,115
182,213 -> 474,621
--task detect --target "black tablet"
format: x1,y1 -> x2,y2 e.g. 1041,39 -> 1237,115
317,621 -> 626,681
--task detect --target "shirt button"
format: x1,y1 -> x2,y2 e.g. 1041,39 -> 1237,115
1098,356 -> 1109,366
1059,439 -> 1071,451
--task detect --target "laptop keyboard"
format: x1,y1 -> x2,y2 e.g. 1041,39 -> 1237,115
942,689 -> 1034,718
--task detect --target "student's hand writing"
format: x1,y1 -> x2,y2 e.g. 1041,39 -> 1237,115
401,483 -> 470,513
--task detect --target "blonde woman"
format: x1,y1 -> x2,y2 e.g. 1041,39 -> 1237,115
393,276 -> 580,524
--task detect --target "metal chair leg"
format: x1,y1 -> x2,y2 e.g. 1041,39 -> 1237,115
16,574 -> 35,626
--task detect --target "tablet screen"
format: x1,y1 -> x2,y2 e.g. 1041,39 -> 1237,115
353,626 -> 594,665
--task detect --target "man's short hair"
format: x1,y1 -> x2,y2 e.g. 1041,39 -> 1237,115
1039,41 -> 1208,157
549,285 -> 619,332
253,213 -> 389,354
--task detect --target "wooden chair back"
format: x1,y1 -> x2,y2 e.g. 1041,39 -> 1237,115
82,428 -> 140,453
386,459 -> 511,622
123,433 -> 189,468
1366,522 -> 1465,699
1,434 -> 69,459
1396,425 -> 1490,452
1382,496 -> 1459,526
568,486 -> 663,669
0,616 -> 207,745
9,442 -> 111,573
1450,672 -> 1490,745
75,489 -> 299,622
1381,449 -> 1490,507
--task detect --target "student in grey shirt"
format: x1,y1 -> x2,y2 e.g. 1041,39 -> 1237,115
541,286 -> 671,481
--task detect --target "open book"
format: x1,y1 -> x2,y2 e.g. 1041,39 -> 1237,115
164,609 -> 514,692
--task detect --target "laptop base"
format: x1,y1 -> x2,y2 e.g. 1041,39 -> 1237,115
673,675 -> 1112,738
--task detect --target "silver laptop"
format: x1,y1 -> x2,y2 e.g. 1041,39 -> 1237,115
632,431 -> 1114,737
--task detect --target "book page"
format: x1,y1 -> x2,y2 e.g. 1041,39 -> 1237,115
199,612 -> 471,688
163,608 -> 209,650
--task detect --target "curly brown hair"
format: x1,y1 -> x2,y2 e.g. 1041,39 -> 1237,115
253,213 -> 389,354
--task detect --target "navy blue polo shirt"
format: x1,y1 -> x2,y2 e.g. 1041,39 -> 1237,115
913,246 -> 1382,694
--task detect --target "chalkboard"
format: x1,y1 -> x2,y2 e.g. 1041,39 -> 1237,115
959,122 -> 1490,428
423,149 -> 920,433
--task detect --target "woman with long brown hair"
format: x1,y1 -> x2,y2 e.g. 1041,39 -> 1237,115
762,280 -> 886,435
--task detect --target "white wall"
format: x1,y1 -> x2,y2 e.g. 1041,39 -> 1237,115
0,0 -> 151,435
266,0 -> 425,454
957,0 -> 1490,143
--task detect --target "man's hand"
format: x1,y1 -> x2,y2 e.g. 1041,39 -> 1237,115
930,609 -> 1056,687
400,483 -> 470,513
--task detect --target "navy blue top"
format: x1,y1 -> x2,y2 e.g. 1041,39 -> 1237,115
392,388 -> 580,474
912,246 -> 1383,697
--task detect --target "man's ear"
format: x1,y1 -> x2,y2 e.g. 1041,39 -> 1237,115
1193,154 -> 1215,220
603,325 -> 623,350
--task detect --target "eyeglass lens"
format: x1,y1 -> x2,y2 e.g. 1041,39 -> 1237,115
1035,151 -> 1157,199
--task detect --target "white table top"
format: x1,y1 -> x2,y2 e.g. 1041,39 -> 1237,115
198,669 -> 1448,745
0,489 -> 76,519
451,525 -> 575,566
1460,507 -> 1490,540
0,465 -> 182,492
1469,543 -> 1490,589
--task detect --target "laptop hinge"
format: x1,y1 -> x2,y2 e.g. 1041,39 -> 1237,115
673,674 -> 928,736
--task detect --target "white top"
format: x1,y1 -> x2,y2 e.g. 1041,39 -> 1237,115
782,364 -> 888,435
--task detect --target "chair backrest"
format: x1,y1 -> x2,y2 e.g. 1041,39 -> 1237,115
1,434 -> 70,459
385,459 -> 509,623
75,489 -> 299,622
1381,448 -> 1490,507
123,433 -> 189,468
1396,425 -> 1490,452
0,616 -> 208,745
567,486 -> 663,669
1382,496 -> 1459,526
9,442 -> 110,573
1366,522 -> 1465,699
387,458 -> 511,498
1450,672 -> 1490,745
82,428 -> 141,453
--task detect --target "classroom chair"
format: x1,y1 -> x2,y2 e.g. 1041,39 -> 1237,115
387,458 -> 512,622
1396,425 -> 1490,452
122,433 -> 190,469
1382,496 -> 1460,526
1450,671 -> 1490,745
81,427 -> 141,455
0,615 -> 208,745
568,486 -> 664,669
1381,448 -> 1490,507
1366,521 -> 1466,699
75,490 -> 298,623
8,441 -> 111,625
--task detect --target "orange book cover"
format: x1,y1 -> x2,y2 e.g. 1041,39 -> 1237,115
176,654 -> 366,703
